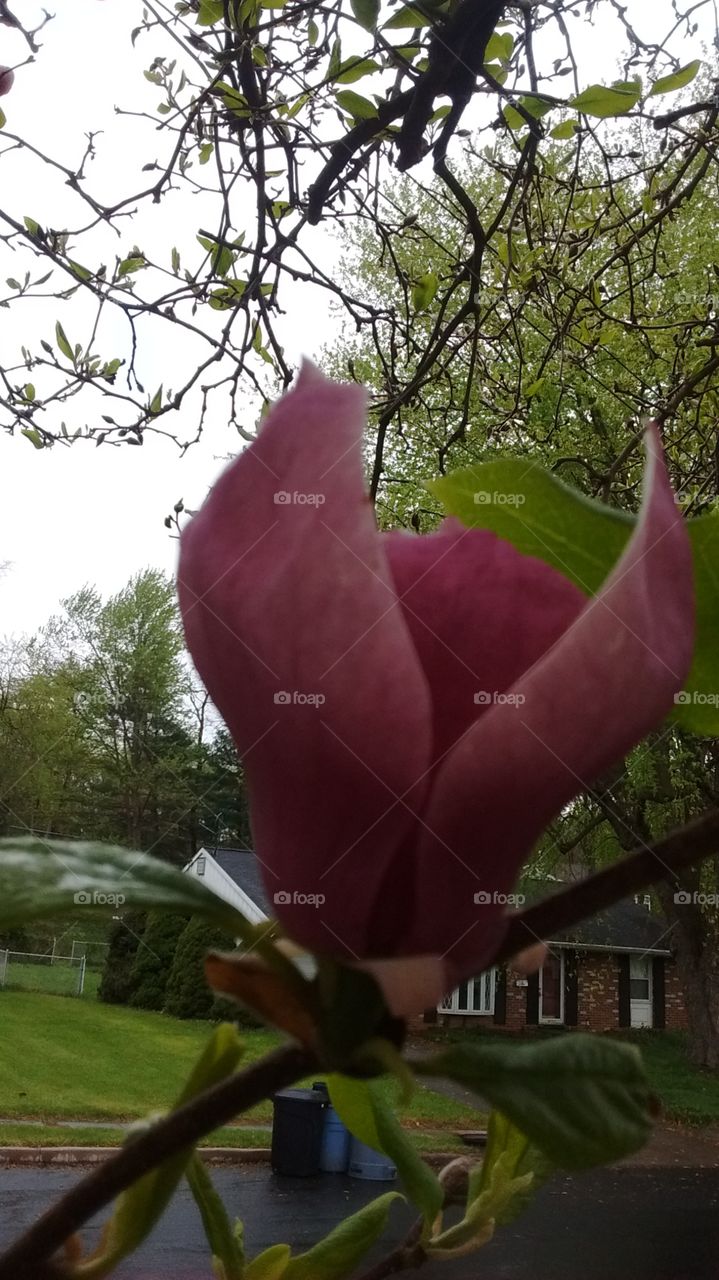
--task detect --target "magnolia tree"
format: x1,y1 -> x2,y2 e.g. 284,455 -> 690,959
0,0 -> 719,1277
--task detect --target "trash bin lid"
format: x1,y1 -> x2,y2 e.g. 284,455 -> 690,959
273,1088 -> 325,1103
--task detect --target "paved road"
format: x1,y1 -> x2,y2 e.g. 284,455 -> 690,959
1,1166 -> 718,1278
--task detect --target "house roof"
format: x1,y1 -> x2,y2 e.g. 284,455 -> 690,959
202,846 -> 272,917
547,894 -> 673,954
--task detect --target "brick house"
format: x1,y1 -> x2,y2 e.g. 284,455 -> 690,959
435,897 -> 687,1033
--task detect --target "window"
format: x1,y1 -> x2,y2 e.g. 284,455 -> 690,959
439,969 -> 495,1015
629,954 -> 650,1001
196,857 -> 206,877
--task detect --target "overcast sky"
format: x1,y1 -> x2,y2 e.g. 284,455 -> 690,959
0,0 -> 709,637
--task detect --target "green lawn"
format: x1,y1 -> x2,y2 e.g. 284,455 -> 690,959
0,991 -> 481,1138
420,1026 -> 719,1127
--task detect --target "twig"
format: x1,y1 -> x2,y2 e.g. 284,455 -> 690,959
494,808 -> 719,963
0,1043 -> 317,1280
355,1216 -> 424,1280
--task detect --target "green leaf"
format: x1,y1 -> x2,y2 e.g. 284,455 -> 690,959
101,358 -> 122,380
171,246 -> 181,273
197,233 -> 235,278
570,81 -> 641,117
283,1192 -> 401,1280
328,37 -> 342,79
23,215 -> 42,237
185,1154 -> 244,1280
550,119 -> 578,139
308,18 -> 319,44
245,1245 -> 291,1280
430,456 -> 718,732
0,108 -> 6,130
149,385 -> 163,415
524,377 -> 545,397
197,0 -> 224,23
335,89 -> 377,120
20,428 -> 44,449
209,277 -> 248,310
328,1075 -> 442,1228
413,1036 -> 651,1168
477,1111 -> 553,1225
649,59 -> 701,97
383,4 -> 433,27
23,383 -> 35,401
0,836 -> 264,945
76,1025 -> 244,1277
55,320 -> 74,362
351,0 -> 380,30
412,271 -> 438,312
484,30 -> 514,64
503,95 -> 553,130
199,142 -> 214,164
335,57 -> 381,84
68,259 -> 92,281
118,256 -> 147,277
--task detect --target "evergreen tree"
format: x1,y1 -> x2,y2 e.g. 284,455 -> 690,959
163,916 -> 236,1021
129,912 -> 189,1011
98,911 -> 147,1005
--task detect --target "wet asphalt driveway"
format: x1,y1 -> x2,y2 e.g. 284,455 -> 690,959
0,1165 -> 717,1278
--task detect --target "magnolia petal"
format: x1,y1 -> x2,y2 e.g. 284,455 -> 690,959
179,362 -> 432,957
407,424 -> 694,976
356,953 -> 447,1017
384,523 -> 585,766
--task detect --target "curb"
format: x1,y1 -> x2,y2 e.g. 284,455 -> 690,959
0,1147 -> 461,1169
0,1147 -> 271,1167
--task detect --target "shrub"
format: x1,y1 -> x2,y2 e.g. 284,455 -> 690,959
163,915 -> 237,1021
129,912 -> 189,1011
98,911 -> 147,1005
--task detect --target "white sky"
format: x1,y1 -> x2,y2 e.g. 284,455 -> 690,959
0,0 -> 709,636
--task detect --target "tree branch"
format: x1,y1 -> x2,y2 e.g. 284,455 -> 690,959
0,1043 -> 317,1280
494,808 -> 719,963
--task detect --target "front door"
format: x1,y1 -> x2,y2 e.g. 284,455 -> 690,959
629,955 -> 653,1028
539,951 -> 563,1022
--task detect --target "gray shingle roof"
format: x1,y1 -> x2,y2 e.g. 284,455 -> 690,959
550,895 -> 673,953
206,847 -> 272,917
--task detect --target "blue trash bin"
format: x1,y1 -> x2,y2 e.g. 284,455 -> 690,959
348,1135 -> 397,1181
312,1081 -> 350,1172
320,1105 -> 351,1172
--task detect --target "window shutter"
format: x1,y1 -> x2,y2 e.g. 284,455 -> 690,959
493,967 -> 507,1025
564,950 -> 579,1026
651,956 -> 666,1029
526,970 -> 539,1025
618,954 -> 631,1027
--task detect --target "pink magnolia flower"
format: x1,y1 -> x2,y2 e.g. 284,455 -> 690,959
0,67 -> 14,97
178,363 -> 693,1013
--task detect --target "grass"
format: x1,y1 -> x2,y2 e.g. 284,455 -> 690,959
420,1026 -> 719,1127
0,1124 -> 272,1149
0,990 -> 482,1138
